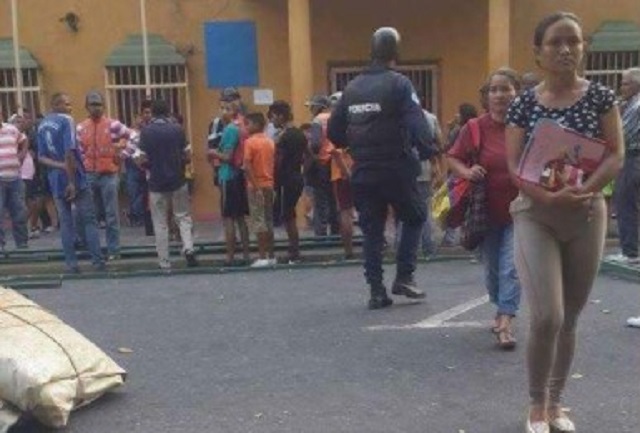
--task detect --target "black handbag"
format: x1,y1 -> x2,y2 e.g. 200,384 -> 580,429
460,179 -> 488,250
460,119 -> 488,251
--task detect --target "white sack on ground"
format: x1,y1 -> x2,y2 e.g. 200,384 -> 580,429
0,287 -> 126,428
0,400 -> 20,432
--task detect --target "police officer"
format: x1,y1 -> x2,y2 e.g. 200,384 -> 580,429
327,27 -> 438,310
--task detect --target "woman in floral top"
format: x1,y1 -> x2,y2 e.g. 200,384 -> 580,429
505,12 -> 624,433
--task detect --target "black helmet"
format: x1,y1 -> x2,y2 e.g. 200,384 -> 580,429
371,27 -> 401,63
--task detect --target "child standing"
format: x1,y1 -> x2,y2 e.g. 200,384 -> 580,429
243,113 -> 276,267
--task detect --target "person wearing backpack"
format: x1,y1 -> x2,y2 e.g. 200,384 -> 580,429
447,68 -> 522,350
209,98 -> 250,266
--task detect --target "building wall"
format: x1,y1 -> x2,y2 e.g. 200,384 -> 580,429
0,0 -> 291,221
511,0 -> 640,75
310,0 -> 490,124
1,0 -> 638,220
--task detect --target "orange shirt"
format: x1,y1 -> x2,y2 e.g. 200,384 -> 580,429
77,116 -> 130,174
331,149 -> 353,182
314,112 -> 335,164
243,132 -> 275,189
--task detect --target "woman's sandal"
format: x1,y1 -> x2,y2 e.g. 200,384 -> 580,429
496,328 -> 517,350
491,314 -> 501,334
495,315 -> 517,350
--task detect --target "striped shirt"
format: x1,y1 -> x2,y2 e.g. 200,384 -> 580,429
0,123 -> 27,180
622,93 -> 640,153
120,129 -> 141,159
109,119 -> 131,142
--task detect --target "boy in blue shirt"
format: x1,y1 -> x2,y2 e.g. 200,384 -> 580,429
209,99 -> 250,266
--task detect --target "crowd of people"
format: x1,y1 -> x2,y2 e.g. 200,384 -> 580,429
0,10 -> 639,433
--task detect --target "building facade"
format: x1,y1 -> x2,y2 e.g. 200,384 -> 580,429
0,0 -> 638,220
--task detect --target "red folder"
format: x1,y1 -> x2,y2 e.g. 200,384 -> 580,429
517,119 -> 608,190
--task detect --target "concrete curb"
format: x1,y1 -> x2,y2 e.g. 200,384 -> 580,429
600,260 -> 640,283
4,254 -> 474,290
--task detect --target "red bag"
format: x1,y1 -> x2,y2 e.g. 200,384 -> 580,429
446,118 -> 481,228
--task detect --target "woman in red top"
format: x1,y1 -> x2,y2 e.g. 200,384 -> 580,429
447,68 -> 522,349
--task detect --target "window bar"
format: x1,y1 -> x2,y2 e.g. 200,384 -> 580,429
184,66 -> 192,144
104,69 -> 112,118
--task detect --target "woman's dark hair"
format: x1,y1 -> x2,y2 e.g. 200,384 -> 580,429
245,112 -> 266,130
533,12 -> 581,47
487,67 -> 522,93
458,103 -> 478,125
269,100 -> 293,122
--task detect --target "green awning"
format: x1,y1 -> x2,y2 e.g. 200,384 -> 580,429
589,21 -> 640,52
105,34 -> 185,67
0,38 -> 39,69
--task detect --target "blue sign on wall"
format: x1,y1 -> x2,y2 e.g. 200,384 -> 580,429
204,21 -> 259,88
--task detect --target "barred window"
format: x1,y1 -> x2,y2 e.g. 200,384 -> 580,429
329,63 -> 439,114
0,68 -> 43,119
585,51 -> 639,90
104,64 -> 190,130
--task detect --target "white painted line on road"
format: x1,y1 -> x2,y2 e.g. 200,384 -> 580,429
365,295 -> 490,331
413,295 -> 489,328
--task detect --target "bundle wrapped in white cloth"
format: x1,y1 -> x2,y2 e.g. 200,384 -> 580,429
0,287 -> 126,429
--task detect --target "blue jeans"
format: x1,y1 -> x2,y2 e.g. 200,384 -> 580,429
86,173 -> 120,255
481,223 -> 521,316
54,188 -> 103,270
125,160 -> 147,225
0,178 -> 28,248
353,175 -> 426,287
615,153 -> 640,258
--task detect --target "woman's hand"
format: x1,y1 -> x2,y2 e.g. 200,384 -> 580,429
465,164 -> 487,182
546,185 -> 593,208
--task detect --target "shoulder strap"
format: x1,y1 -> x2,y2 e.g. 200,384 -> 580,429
467,118 -> 481,150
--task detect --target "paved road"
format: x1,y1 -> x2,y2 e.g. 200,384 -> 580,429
9,261 -> 640,433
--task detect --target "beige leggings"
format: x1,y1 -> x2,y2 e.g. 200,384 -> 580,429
511,194 -> 606,406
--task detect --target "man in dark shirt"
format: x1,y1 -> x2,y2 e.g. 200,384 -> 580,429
138,99 -> 198,270
328,27 -> 437,310
270,100 -> 306,262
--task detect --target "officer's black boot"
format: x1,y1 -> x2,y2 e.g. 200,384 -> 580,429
391,275 -> 425,299
368,283 -> 393,310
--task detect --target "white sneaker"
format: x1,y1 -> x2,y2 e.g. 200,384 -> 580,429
549,414 -> 576,432
627,316 -> 640,328
606,253 -> 640,265
250,258 -> 271,268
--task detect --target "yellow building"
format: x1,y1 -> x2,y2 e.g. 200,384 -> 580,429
0,0 -> 638,220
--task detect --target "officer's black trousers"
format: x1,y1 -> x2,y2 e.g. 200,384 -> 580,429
352,175 -> 426,288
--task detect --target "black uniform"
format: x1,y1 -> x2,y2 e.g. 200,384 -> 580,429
328,65 -> 436,299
